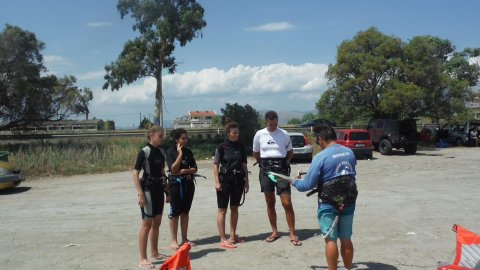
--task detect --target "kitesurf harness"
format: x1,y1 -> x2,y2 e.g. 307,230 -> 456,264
217,141 -> 248,206
318,175 -> 358,211
261,158 -> 290,174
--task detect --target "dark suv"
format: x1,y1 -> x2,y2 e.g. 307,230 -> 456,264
444,120 -> 480,146
367,119 -> 418,155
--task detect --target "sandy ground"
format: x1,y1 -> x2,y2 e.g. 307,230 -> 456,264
1,146 -> 479,270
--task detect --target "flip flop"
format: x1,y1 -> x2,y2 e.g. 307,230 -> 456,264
138,262 -> 154,269
290,239 -> 302,246
264,235 -> 280,243
220,242 -> 237,249
228,237 -> 245,244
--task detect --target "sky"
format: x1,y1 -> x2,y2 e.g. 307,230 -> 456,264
1,0 -> 480,128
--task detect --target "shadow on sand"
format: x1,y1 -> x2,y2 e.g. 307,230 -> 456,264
311,261 -> 398,270
0,186 -> 31,195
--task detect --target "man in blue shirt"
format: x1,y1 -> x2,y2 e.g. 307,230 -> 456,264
291,125 -> 357,270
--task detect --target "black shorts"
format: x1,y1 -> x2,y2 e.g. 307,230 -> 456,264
168,176 -> 195,218
140,183 -> 165,220
259,161 -> 291,195
216,174 -> 245,208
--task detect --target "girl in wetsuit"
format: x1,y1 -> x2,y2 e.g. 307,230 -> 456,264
133,125 -> 169,269
165,128 -> 198,250
213,119 -> 249,249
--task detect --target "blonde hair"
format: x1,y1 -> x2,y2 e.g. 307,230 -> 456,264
146,123 -> 164,140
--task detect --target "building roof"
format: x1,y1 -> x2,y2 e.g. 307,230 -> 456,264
188,111 -> 217,117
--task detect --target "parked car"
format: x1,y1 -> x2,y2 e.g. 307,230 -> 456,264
444,120 -> 480,146
336,129 -> 374,159
367,118 -> 418,155
288,132 -> 313,162
297,118 -> 336,128
0,151 -> 25,190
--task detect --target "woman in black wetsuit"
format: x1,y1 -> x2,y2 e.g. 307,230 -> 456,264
132,125 -> 169,269
213,119 -> 249,249
165,128 -> 198,250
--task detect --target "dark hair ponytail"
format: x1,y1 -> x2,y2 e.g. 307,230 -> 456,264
170,128 -> 187,141
224,118 -> 239,136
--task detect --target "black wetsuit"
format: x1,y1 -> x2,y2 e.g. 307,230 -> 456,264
134,144 -> 166,219
166,146 -> 197,218
214,139 -> 247,208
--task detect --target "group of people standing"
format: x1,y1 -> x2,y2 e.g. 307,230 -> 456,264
132,110 -> 358,270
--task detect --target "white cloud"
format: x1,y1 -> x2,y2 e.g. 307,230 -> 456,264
87,22 -> 113,27
95,77 -> 157,105
163,63 -> 328,97
44,55 -> 71,65
95,63 -> 328,104
246,21 -> 294,32
77,70 -> 105,81
92,63 -> 328,125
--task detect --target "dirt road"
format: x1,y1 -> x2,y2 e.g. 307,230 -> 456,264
1,146 -> 479,270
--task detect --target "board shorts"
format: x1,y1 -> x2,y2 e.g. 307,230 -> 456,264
317,204 -> 355,241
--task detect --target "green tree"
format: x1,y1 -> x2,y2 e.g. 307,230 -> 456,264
138,116 -> 152,129
319,27 -> 480,125
211,115 -> 222,127
288,117 -> 301,125
220,103 -> 260,152
104,120 -> 116,130
0,24 -> 92,131
400,36 -> 479,126
103,0 -> 207,127
321,27 -> 405,122
53,76 -> 93,120
301,112 -> 315,122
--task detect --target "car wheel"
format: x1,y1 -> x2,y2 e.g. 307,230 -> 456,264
379,139 -> 392,155
404,144 -> 417,154
456,138 -> 463,147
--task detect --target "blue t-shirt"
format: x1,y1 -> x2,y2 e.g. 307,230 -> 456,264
293,143 -> 357,209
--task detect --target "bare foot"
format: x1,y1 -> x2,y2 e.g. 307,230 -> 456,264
170,242 -> 179,250
181,239 -> 196,247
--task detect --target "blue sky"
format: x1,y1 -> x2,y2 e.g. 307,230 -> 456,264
1,0 -> 480,128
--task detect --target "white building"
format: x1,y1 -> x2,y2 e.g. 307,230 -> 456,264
173,111 -> 217,129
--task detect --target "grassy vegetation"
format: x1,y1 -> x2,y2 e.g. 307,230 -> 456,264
4,135 -> 225,179
3,132 -> 322,180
